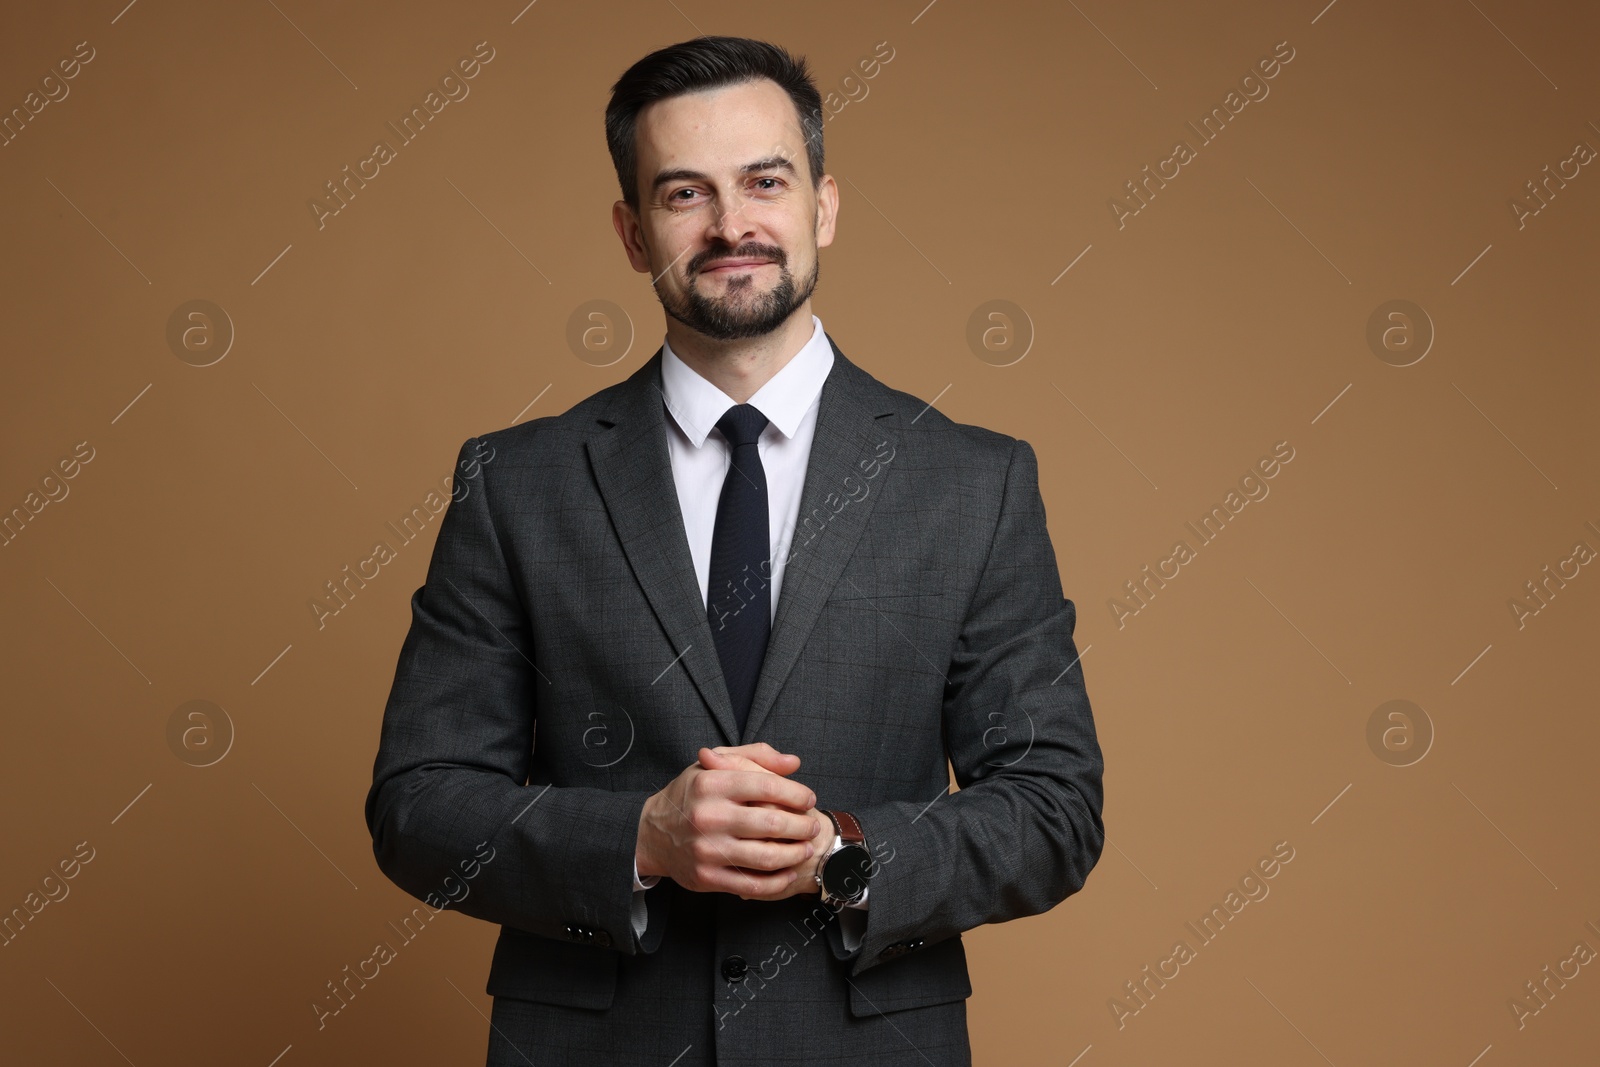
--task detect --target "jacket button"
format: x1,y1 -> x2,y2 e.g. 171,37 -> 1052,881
562,924 -> 610,947
721,954 -> 748,982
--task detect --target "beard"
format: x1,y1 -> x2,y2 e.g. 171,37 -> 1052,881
654,243 -> 819,342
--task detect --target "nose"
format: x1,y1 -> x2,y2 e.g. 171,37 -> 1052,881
709,198 -> 754,246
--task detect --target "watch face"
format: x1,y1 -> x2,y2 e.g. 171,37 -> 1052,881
822,842 -> 873,903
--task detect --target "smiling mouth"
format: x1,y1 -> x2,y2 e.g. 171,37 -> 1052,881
702,260 -> 774,273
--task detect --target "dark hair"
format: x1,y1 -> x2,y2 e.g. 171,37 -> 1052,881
605,36 -> 824,210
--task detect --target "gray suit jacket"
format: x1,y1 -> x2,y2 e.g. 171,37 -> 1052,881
365,335 -> 1105,1066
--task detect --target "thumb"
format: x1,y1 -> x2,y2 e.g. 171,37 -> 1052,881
698,747 -> 777,773
697,746 -> 747,771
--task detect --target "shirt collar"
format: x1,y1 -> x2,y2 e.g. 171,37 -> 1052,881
660,314 -> 834,447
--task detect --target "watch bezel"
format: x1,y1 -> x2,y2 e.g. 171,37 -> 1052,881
819,840 -> 873,906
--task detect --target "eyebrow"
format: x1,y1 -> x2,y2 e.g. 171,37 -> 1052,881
650,156 -> 796,195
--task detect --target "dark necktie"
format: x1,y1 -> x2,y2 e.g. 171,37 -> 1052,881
706,403 -> 771,735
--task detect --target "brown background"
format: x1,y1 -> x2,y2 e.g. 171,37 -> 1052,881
2,0 -> 1596,1063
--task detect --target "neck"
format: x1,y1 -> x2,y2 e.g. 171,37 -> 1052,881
665,306 -> 815,404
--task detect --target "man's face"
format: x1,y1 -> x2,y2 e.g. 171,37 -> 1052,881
613,78 -> 837,342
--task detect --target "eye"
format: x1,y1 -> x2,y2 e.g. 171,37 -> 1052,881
753,177 -> 781,191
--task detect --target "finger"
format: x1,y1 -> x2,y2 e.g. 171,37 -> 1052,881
703,743 -> 800,774
711,768 -> 816,811
705,865 -> 800,898
697,747 -> 763,773
687,791 -> 818,845
722,804 -> 821,843
713,836 -> 815,871
698,749 -> 769,774
731,741 -> 800,769
700,754 -> 806,793
733,870 -> 803,901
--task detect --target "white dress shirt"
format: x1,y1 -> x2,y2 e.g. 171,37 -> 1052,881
629,315 -> 869,948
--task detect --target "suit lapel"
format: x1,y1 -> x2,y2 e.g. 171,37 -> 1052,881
586,334 -> 900,747
741,335 -> 899,743
587,349 -> 742,745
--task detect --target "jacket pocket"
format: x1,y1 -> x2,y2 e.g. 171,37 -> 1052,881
847,933 -> 971,1018
485,925 -> 619,1009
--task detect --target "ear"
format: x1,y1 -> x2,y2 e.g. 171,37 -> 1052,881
813,174 -> 839,251
612,200 -> 653,274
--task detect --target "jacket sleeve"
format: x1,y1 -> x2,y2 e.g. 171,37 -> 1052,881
364,435 -> 668,955
830,437 -> 1105,976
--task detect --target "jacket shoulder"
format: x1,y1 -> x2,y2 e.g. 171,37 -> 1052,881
855,365 -> 1021,469
464,374 -> 637,460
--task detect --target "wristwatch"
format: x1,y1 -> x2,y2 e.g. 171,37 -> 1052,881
814,810 -> 873,908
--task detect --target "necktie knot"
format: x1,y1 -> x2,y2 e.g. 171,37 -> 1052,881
715,404 -> 768,449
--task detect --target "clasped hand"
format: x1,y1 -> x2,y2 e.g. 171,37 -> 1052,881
635,743 -> 834,901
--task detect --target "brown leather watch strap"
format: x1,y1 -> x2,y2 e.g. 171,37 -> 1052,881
829,809 -> 865,846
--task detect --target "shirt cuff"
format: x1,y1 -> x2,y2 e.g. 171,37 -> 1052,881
631,857 -> 660,940
633,857 -> 661,893
839,896 -> 867,951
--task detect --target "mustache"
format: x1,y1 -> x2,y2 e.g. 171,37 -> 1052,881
691,247 -> 786,273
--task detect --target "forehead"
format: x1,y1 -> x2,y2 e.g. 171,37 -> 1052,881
635,78 -> 807,176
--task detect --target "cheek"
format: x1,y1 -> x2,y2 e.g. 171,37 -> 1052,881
648,236 -> 692,280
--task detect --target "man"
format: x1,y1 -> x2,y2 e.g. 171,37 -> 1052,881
365,35 -> 1104,1066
